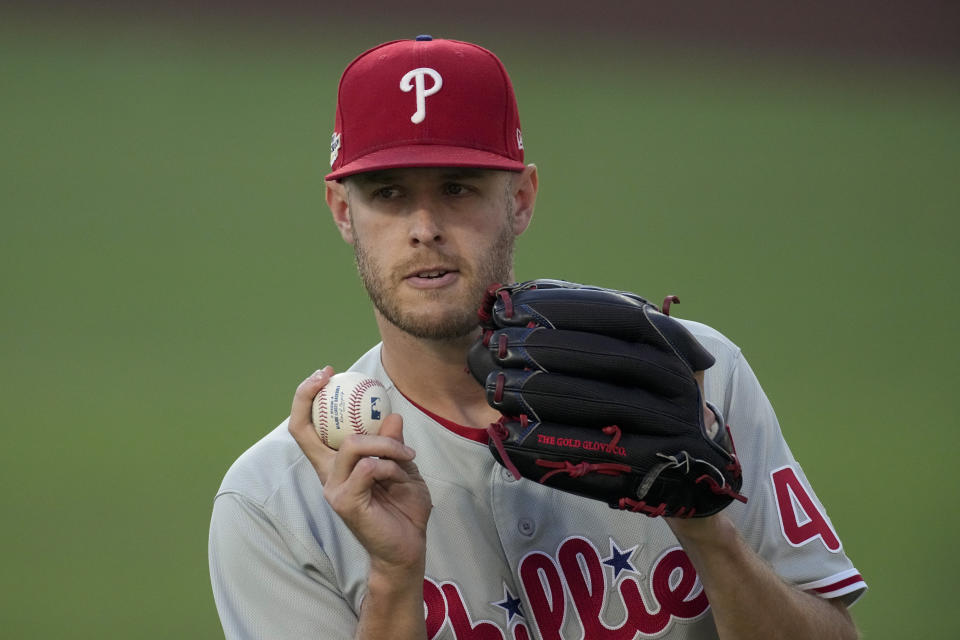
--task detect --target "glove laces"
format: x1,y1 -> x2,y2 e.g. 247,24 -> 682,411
536,460 -> 632,483
487,416 -> 524,481
533,425 -> 630,482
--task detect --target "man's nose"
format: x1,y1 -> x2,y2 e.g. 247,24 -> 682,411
408,202 -> 443,246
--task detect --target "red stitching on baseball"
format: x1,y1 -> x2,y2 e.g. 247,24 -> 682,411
316,388 -> 330,444
347,379 -> 381,436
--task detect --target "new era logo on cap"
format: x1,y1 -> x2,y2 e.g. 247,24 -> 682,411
326,36 -> 525,180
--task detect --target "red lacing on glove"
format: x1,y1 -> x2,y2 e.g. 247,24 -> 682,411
498,333 -> 509,359
498,290 -> 514,318
661,295 -> 680,316
536,460 -> 632,484
494,372 -> 506,403
602,425 -> 622,449
481,329 -> 494,347
488,417 -> 523,481
723,424 -> 744,480
477,283 -> 503,324
535,426 -> 626,482
726,457 -> 743,480
695,474 -> 748,504
618,497 -> 668,518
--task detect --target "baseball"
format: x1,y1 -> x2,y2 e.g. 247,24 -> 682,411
311,372 -> 391,450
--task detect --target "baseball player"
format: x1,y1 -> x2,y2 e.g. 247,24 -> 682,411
208,36 -> 866,640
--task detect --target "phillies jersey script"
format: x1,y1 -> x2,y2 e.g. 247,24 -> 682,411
209,320 -> 866,639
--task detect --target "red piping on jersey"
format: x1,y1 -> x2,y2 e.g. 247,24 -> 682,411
402,393 -> 489,445
812,574 -> 864,594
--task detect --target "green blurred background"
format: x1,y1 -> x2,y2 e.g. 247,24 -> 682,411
1,2 -> 958,637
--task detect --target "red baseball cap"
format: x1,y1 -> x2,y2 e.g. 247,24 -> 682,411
325,36 -> 525,181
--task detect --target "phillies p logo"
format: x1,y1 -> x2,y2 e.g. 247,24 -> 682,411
400,67 -> 443,124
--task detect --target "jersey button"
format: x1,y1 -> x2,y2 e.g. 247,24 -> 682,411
501,467 -> 517,482
518,518 -> 536,537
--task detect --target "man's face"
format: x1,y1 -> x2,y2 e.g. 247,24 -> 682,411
340,168 -> 520,341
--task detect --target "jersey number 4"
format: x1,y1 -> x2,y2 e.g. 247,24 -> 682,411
771,465 -> 842,552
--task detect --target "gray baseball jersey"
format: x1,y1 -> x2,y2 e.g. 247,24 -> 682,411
209,320 -> 866,639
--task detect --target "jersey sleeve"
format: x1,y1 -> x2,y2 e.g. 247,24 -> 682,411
208,491 -> 359,639
718,349 -> 867,606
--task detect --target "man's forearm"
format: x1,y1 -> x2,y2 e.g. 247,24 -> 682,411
669,515 -> 858,640
355,566 -> 427,640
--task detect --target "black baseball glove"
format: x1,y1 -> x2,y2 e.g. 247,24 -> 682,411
467,279 -> 746,518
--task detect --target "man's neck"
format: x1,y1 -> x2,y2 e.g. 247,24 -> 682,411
377,318 -> 500,430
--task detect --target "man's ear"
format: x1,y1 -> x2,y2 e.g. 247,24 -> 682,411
326,180 -> 355,244
511,164 -> 538,236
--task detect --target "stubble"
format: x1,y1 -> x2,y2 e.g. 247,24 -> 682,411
352,207 -> 516,341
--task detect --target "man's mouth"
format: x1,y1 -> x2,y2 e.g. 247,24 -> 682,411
406,264 -> 458,278
404,267 -> 460,288
416,270 -> 450,279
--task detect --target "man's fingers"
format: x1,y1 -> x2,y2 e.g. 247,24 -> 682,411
378,413 -> 405,443
325,457 -> 410,507
327,426 -> 416,487
291,366 -> 335,428
376,415 -> 423,477
288,371 -> 416,492
288,366 -> 336,479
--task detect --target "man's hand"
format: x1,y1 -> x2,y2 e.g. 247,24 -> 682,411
665,513 -> 859,640
468,279 -> 744,518
288,367 -> 433,577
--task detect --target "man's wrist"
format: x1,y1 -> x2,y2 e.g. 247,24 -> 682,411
360,561 -> 429,640
666,512 -> 740,548
367,559 -> 426,597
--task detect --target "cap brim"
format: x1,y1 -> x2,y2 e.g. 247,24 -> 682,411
325,145 -> 525,181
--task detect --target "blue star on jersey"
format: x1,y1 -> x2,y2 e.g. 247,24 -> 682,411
493,584 -> 524,623
602,538 -> 639,579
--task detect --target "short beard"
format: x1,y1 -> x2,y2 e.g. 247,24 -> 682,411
353,215 -> 516,341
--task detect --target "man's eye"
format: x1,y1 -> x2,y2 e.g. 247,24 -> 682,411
373,187 -> 401,199
444,183 -> 470,196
